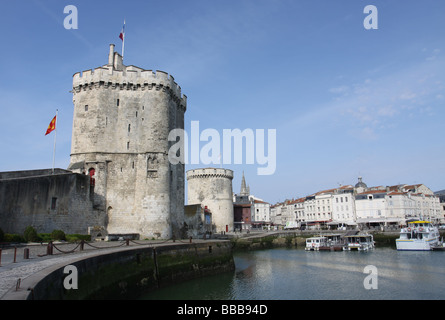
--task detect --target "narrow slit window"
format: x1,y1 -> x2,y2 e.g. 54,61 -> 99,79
51,197 -> 57,210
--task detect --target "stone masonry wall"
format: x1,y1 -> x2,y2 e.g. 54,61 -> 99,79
0,172 -> 103,235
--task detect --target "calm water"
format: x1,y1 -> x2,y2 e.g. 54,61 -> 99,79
142,248 -> 445,300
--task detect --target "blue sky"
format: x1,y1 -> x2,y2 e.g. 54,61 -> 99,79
0,0 -> 444,204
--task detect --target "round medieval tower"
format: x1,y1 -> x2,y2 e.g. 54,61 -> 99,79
69,44 -> 187,239
186,168 -> 234,233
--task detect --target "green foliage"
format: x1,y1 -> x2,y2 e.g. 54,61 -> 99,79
23,226 -> 40,243
4,234 -> 26,243
38,233 -> 52,242
51,229 -> 66,241
66,234 -> 91,242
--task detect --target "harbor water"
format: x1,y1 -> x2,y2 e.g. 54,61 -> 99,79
142,247 -> 445,300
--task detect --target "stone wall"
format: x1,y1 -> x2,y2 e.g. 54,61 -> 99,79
0,170 -> 103,235
2,241 -> 234,300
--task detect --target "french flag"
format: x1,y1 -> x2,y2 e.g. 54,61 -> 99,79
119,21 -> 125,41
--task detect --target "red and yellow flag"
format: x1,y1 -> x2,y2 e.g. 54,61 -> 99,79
45,115 -> 57,136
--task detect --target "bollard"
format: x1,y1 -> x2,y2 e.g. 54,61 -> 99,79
13,247 -> 17,263
189,236 -> 192,243
16,278 -> 21,291
126,239 -> 130,246
24,248 -> 30,260
172,236 -> 176,243
80,240 -> 84,251
47,242 -> 53,255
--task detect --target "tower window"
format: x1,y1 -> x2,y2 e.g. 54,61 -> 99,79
127,141 -> 130,150
128,124 -> 131,133
51,197 -> 57,210
117,99 -> 120,106
85,105 -> 88,111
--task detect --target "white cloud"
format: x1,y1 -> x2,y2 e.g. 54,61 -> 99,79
426,49 -> 441,61
326,55 -> 445,140
329,85 -> 350,95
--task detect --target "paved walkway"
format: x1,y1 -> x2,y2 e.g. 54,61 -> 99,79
0,239 -> 210,299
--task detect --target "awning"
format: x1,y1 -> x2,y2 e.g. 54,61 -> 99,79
356,218 -> 403,224
327,221 -> 357,226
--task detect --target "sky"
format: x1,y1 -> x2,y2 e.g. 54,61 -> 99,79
0,0 -> 444,204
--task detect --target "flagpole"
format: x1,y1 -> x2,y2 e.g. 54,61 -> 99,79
52,109 -> 58,175
122,19 -> 126,61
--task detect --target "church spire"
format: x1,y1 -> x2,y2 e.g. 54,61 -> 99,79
240,171 -> 249,196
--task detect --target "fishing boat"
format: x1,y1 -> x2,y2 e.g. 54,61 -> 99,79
305,236 -> 327,251
396,221 -> 441,251
343,234 -> 374,251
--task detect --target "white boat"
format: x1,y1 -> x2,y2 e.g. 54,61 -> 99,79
343,234 -> 374,251
305,236 -> 327,251
396,221 -> 441,251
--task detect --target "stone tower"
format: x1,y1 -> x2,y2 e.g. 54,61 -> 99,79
186,168 -> 234,233
69,44 -> 187,239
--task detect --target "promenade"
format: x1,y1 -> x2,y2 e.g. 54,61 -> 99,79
0,239 -> 212,299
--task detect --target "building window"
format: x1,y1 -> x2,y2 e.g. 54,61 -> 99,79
51,197 -> 57,210
128,124 -> 131,133
127,141 -> 130,150
117,99 -> 120,106
85,105 -> 88,111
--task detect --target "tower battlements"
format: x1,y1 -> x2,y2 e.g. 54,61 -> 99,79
187,168 -> 234,180
72,45 -> 186,109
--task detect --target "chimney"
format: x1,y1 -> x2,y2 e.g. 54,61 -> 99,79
108,44 -> 115,67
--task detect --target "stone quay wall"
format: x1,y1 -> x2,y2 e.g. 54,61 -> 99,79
2,240 -> 234,300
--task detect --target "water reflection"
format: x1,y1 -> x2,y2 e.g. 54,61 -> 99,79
142,248 -> 445,300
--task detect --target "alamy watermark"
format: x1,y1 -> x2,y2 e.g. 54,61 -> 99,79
363,265 -> 378,290
168,121 -> 277,176
63,5 -> 78,30
63,4 -> 378,31
63,265 -> 78,290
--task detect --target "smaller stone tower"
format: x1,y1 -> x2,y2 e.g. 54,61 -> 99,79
186,168 -> 234,233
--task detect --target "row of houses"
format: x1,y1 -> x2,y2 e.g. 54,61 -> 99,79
237,177 -> 445,231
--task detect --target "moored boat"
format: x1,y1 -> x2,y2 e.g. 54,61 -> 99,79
343,234 -> 374,251
305,236 -> 327,251
396,221 -> 441,251
319,234 -> 344,251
